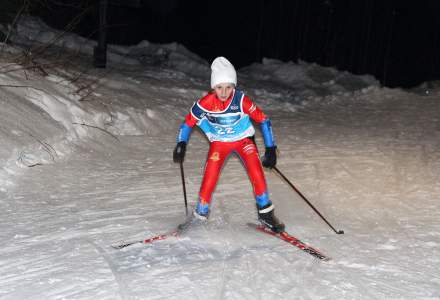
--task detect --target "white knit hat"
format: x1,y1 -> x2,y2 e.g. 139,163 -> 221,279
210,57 -> 237,88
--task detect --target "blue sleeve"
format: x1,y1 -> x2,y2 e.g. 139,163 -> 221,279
260,119 -> 276,147
177,122 -> 193,143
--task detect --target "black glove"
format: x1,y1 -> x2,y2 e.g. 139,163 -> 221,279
173,141 -> 187,163
262,146 -> 277,168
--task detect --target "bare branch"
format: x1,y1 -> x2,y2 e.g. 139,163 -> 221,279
28,133 -> 57,161
17,131 -> 57,168
0,83 -> 49,94
73,122 -> 120,142
1,0 -> 29,51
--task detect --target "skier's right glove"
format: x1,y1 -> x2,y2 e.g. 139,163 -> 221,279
262,146 -> 277,168
173,141 -> 187,163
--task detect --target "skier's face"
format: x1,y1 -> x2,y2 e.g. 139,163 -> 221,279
214,83 -> 234,101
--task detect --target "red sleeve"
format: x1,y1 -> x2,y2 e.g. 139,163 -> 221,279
242,95 -> 267,123
184,112 -> 198,127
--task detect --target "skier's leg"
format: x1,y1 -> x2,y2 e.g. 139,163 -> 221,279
237,138 -> 285,232
195,142 -> 230,219
236,138 -> 267,197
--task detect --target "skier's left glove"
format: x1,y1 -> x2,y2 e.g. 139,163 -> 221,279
262,146 -> 277,168
173,141 -> 187,163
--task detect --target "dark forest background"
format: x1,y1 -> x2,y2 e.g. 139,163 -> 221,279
1,0 -> 440,88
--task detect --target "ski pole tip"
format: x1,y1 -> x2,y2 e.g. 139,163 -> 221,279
337,230 -> 344,234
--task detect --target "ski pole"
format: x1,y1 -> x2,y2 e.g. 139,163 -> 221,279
272,166 -> 344,234
179,161 -> 189,216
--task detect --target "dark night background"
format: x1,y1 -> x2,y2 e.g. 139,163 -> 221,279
3,0 -> 440,88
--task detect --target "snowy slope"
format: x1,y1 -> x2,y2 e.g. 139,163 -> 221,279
1,17 -> 440,299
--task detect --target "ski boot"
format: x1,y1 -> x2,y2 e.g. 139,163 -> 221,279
193,201 -> 209,221
257,203 -> 285,233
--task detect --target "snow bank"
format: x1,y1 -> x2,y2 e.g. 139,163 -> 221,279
0,56 -> 194,187
241,58 -> 380,100
2,16 -> 95,58
0,16 -> 210,187
116,40 -> 210,77
2,15 -> 209,75
0,62 -> 101,186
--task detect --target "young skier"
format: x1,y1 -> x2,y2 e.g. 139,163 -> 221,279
173,57 -> 285,233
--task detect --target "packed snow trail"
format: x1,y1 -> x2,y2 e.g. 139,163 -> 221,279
2,90 -> 440,299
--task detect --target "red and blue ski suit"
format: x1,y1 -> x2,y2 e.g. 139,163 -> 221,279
177,89 -> 276,214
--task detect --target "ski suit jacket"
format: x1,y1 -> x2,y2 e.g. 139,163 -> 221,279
177,89 -> 275,147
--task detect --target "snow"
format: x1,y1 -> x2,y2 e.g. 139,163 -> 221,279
1,16 -> 440,299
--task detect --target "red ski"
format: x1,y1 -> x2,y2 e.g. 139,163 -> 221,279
249,223 -> 331,261
112,217 -> 193,250
112,230 -> 179,249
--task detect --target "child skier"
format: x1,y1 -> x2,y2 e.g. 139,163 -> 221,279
173,57 -> 285,233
